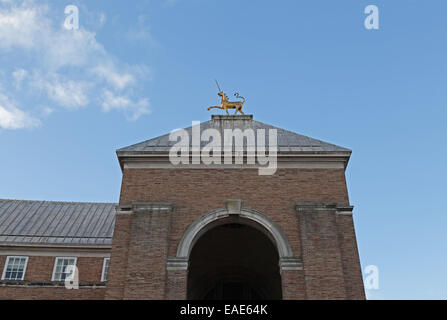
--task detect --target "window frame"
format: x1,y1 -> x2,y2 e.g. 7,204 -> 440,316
101,257 -> 110,282
1,256 -> 29,281
51,257 -> 77,282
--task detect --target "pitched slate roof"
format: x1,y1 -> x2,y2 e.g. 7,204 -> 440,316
0,200 -> 116,246
117,115 -> 351,155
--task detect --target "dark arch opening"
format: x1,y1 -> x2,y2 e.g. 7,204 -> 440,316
187,223 -> 282,300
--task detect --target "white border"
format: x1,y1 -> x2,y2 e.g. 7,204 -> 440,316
51,257 -> 77,281
1,256 -> 29,281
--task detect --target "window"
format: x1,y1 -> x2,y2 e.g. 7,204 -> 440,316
2,256 -> 28,281
52,257 -> 77,281
101,258 -> 110,282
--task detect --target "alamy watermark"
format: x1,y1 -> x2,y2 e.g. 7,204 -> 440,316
364,5 -> 379,30
64,5 -> 79,30
169,121 -> 278,175
364,265 -> 379,290
62,4 -> 378,35
64,265 -> 79,290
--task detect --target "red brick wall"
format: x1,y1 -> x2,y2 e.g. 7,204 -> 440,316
119,168 -> 349,258
123,209 -> 171,299
336,214 -> 366,299
106,167 -> 364,300
0,286 -> 106,300
0,256 -> 105,282
281,270 -> 306,300
0,255 -> 107,300
104,214 -> 132,299
165,269 -> 187,300
298,207 -> 347,299
0,256 -> 5,275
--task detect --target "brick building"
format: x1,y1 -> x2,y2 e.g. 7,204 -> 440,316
0,114 -> 365,300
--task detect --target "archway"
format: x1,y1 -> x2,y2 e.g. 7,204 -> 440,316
167,207 -> 303,300
187,221 -> 282,300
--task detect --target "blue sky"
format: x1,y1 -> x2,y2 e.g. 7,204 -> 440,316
0,0 -> 446,299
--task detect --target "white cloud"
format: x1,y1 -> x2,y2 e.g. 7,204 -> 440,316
0,2 -> 47,50
0,0 -> 152,129
12,68 -> 27,88
42,28 -> 106,70
102,90 -> 150,121
0,2 -> 104,68
99,12 -> 106,27
92,64 -> 135,91
126,14 -> 159,47
28,72 -> 91,109
41,106 -> 54,116
41,79 -> 90,109
0,93 -> 40,130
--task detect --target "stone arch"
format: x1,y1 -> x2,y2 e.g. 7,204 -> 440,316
168,206 -> 302,271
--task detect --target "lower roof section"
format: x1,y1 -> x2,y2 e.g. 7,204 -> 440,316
0,200 -> 116,246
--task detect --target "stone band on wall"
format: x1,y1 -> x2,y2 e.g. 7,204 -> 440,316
166,257 -> 189,271
295,202 -> 354,215
116,202 -> 174,215
279,257 -> 303,271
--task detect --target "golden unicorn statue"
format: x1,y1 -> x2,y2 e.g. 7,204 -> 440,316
208,80 -> 245,115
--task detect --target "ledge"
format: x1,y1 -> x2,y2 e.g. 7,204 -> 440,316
116,202 -> 174,215
295,203 -> 354,215
279,257 -> 303,271
0,280 -> 106,288
335,205 -> 354,216
295,202 -> 338,212
166,257 -> 189,271
211,114 -> 253,121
